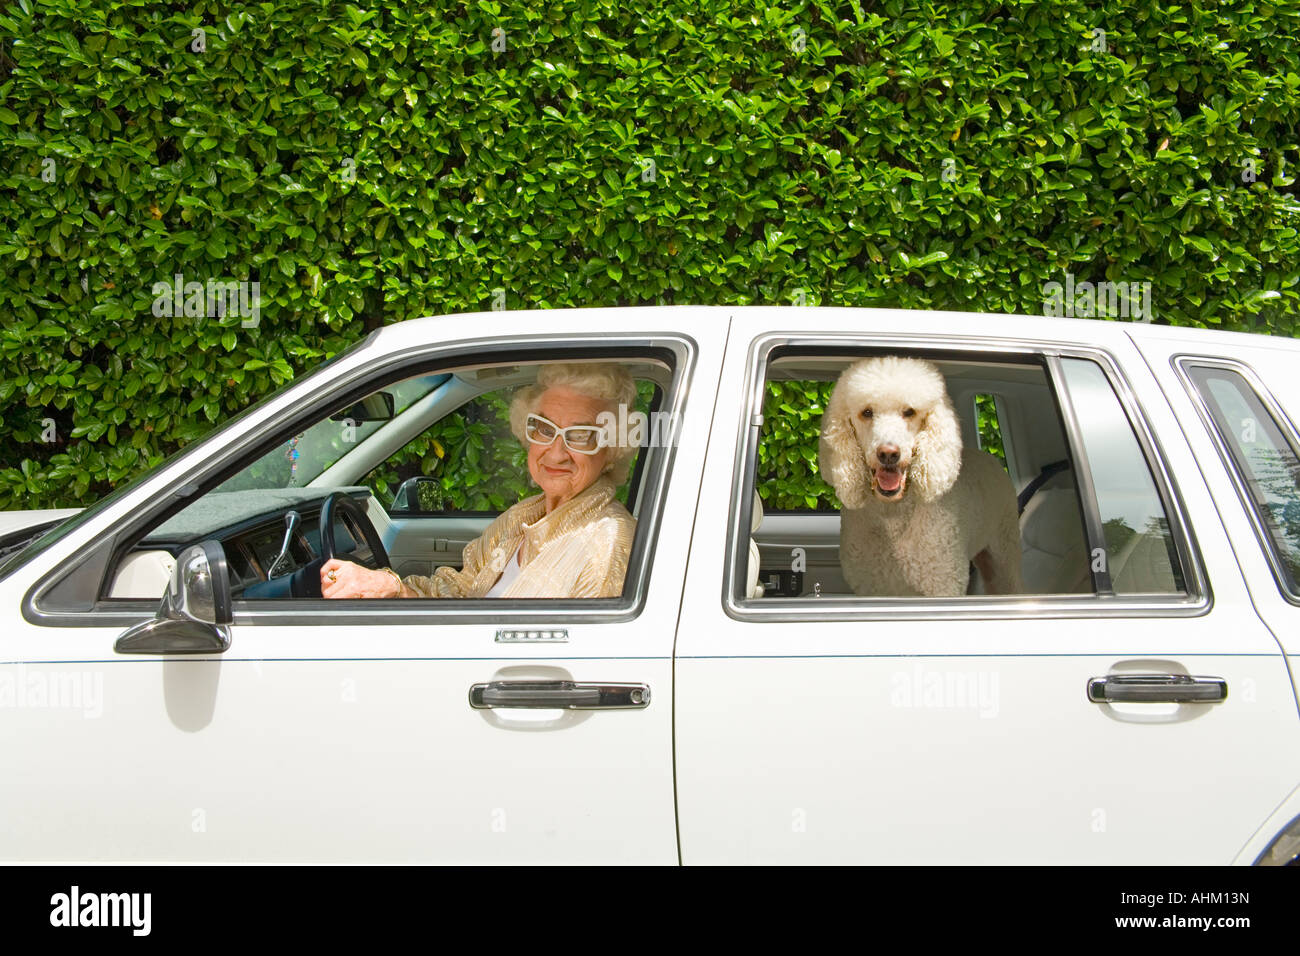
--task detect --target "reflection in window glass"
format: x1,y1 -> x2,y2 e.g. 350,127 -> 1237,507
1187,366 -> 1300,596
214,373 -> 450,492
1058,359 -> 1183,594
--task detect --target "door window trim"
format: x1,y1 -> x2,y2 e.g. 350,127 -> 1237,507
25,333 -> 697,628
1174,354 -> 1300,606
723,333 -> 1209,623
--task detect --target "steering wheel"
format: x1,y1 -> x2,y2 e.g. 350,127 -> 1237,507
289,492 -> 392,598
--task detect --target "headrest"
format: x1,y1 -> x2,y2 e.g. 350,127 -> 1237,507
751,494 -> 764,533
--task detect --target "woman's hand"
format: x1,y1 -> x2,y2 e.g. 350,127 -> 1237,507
320,559 -> 403,599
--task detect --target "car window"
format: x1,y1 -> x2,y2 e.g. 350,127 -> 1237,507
741,350 -> 1188,601
101,352 -> 681,606
1058,358 -> 1183,595
1185,364 -> 1300,597
212,373 -> 450,493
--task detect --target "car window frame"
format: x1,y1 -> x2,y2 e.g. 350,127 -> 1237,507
1174,354 -> 1300,606
723,333 -> 1208,622
24,332 -> 697,628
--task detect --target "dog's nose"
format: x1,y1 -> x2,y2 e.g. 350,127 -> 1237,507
876,443 -> 900,466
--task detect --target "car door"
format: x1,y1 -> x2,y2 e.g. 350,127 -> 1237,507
1133,332 -> 1300,860
0,309 -> 721,863
675,309 -> 1300,864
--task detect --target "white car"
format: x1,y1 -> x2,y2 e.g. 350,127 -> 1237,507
2,306 -> 1299,864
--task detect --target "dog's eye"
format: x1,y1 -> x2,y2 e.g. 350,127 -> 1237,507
903,408 -> 916,418
860,408 -> 873,419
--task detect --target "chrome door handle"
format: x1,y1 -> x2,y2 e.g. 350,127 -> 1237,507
468,681 -> 651,710
1087,674 -> 1227,704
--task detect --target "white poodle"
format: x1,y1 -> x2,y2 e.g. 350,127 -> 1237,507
818,356 -> 1024,597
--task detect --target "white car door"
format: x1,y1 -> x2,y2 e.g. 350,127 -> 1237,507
675,310 -> 1300,864
0,310 -> 722,863
1136,332 -> 1300,862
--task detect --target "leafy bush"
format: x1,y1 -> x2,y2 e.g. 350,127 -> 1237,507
2,0 -> 1297,509
757,379 -> 838,511
368,390 -> 531,513
974,394 -> 1005,464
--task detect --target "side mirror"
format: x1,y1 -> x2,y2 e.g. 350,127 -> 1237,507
330,391 -> 396,423
391,475 -> 440,514
115,540 -> 232,655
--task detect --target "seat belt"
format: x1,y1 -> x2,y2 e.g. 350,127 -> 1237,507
1017,459 -> 1071,516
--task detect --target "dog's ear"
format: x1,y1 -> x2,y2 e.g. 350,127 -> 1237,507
911,392 -> 962,501
818,374 -> 872,509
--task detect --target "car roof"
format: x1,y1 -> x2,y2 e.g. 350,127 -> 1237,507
365,304 -> 1296,356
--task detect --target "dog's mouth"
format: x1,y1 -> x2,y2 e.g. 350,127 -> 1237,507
872,465 -> 907,500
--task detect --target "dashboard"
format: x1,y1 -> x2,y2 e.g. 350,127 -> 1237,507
111,489 -> 371,600
222,510 -> 360,596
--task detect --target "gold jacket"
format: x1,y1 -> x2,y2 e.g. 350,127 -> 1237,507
399,476 -> 637,599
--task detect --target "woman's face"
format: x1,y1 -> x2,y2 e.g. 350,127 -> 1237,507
527,385 -> 613,509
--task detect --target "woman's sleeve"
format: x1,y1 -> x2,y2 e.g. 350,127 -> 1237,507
398,513 -> 501,598
569,516 -> 636,598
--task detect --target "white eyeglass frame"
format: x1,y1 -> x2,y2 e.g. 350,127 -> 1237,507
524,413 -> 609,455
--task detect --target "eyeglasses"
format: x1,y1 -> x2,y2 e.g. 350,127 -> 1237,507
525,413 -> 608,455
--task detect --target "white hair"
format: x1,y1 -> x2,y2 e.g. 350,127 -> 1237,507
509,363 -> 640,484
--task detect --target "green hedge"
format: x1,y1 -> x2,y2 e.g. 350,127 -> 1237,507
2,0 -> 1298,509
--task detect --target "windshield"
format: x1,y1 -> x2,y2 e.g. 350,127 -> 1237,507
212,373 -> 450,492
0,333 -> 378,582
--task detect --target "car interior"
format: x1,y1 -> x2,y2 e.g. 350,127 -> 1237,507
103,357 -> 674,602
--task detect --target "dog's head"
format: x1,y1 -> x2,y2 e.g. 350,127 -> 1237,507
818,356 -> 962,507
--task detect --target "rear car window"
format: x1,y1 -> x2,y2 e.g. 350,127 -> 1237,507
1057,358 -> 1184,595
1185,364 -> 1300,598
740,350 -> 1189,601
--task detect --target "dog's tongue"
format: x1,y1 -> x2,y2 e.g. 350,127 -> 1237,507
877,468 -> 902,492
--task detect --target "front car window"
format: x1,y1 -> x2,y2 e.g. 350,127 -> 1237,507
99,352 -> 680,606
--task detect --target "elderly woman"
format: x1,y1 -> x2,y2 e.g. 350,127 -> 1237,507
320,363 -> 639,599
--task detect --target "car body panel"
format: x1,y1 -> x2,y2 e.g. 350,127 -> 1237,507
2,306 -> 725,862
1130,329 -> 1300,723
0,508 -> 81,536
3,306 -> 1299,863
674,309 -> 1300,864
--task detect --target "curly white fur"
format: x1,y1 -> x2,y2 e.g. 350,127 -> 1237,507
818,357 -> 1024,597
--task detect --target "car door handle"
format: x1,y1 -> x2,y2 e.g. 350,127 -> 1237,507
1087,674 -> 1227,703
468,681 -> 650,710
